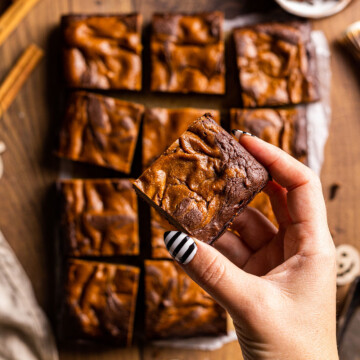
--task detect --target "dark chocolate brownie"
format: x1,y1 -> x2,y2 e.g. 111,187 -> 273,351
233,21 -> 320,107
134,114 -> 270,244
143,107 -> 220,169
62,14 -> 142,90
58,179 -> 139,257
56,91 -> 144,173
151,12 -> 225,94
62,259 -> 140,345
145,260 -> 227,339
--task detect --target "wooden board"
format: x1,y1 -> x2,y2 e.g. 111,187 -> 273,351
0,0 -> 359,359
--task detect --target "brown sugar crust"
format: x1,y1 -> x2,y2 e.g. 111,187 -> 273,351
63,259 -> 140,345
233,21 -> 320,107
145,260 -> 226,339
56,91 -> 144,173
62,14 -> 142,90
58,179 -> 139,256
142,107 -> 220,169
134,114 -> 269,244
151,12 -> 225,94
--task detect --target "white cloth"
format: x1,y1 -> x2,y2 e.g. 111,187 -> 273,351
0,230 -> 58,360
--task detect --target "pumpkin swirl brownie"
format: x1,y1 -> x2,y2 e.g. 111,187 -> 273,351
134,114 -> 269,244
233,21 -> 320,107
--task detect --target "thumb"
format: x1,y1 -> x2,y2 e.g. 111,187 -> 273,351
164,231 -> 262,318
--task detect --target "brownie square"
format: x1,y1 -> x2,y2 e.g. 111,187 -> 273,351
143,108 -> 220,169
62,259 -> 140,345
150,208 -> 174,259
58,179 -> 139,257
134,114 -> 269,244
233,22 -> 320,107
151,12 -> 225,94
62,14 -> 142,90
230,107 -> 308,163
145,260 -> 226,339
57,92 -> 144,173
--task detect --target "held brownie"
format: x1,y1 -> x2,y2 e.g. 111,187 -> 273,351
145,260 -> 226,339
143,107 -> 220,169
151,12 -> 225,94
233,21 -> 320,107
62,259 -> 140,345
56,91 -> 144,173
62,14 -> 142,90
58,179 -> 139,257
134,114 -> 270,244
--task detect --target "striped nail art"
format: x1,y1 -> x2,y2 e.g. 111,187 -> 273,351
164,231 -> 197,265
231,129 -> 255,140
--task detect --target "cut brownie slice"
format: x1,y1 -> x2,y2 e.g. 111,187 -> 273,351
150,207 -> 174,259
145,260 -> 226,339
58,179 -> 139,257
230,107 -> 307,163
134,114 -> 270,244
233,21 -> 320,107
62,259 -> 140,345
62,14 -> 142,90
56,91 -> 144,173
151,12 -> 225,94
143,107 -> 220,169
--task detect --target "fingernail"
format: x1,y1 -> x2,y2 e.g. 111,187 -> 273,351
164,231 -> 197,265
231,129 -> 255,140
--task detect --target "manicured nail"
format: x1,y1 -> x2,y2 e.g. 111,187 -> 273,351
164,231 -> 197,265
231,129 -> 255,140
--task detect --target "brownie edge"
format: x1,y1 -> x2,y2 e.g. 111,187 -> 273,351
134,114 -> 270,244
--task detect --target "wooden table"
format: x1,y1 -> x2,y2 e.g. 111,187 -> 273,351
0,0 -> 359,359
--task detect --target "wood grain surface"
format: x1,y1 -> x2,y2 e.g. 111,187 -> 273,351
0,0 -> 359,359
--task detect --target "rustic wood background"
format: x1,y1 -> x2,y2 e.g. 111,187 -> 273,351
0,0 -> 359,359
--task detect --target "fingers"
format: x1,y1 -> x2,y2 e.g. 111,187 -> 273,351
164,231 -> 262,318
238,135 -> 327,226
213,230 -> 252,268
243,234 -> 284,276
263,181 -> 291,228
230,207 -> 277,251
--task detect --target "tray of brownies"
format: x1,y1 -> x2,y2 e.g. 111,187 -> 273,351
53,10 -> 329,348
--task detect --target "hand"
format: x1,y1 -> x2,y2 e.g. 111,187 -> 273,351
165,134 -> 338,360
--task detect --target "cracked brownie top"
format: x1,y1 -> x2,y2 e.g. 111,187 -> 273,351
62,259 -> 140,345
145,260 -> 226,339
233,21 -> 320,107
58,178 -> 139,257
134,114 -> 269,244
142,107 -> 220,169
62,14 -> 142,90
151,12 -> 225,94
56,91 -> 144,173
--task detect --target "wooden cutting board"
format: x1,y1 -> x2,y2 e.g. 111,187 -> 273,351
1,0 -> 360,359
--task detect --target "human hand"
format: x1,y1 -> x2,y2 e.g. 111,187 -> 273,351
163,133 -> 338,360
